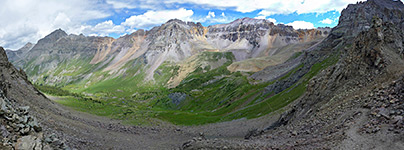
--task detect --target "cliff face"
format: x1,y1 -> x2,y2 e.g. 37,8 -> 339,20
7,17 -> 330,86
333,0 -> 404,37
206,18 -> 329,61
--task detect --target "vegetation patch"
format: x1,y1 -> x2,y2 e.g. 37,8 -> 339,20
35,51 -> 339,126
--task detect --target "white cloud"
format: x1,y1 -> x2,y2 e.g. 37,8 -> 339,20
334,17 -> 340,22
122,8 -> 194,29
106,0 -> 163,10
166,0 -> 362,14
106,0 -> 137,9
207,11 -> 216,19
254,16 -> 266,19
77,20 -> 126,37
0,0 -> 362,50
267,18 -> 277,24
286,21 -> 315,29
320,18 -> 333,24
254,16 -> 277,24
195,11 -> 233,24
0,0 -> 110,49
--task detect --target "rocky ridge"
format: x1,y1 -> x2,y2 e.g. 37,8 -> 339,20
7,17 -> 330,87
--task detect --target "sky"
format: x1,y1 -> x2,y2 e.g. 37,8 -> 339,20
0,0 -> 366,50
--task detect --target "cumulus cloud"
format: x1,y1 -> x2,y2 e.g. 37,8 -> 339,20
254,16 -> 266,19
106,0 -> 137,9
196,11 -> 233,24
105,0 -> 362,15
286,21 -> 315,29
77,20 -> 126,37
122,8 -> 194,29
0,0 -> 110,49
206,11 -> 216,19
320,18 -> 333,24
166,0 -> 362,14
106,0 -> 163,10
254,16 -> 277,24
1,0 -> 361,50
267,18 -> 277,24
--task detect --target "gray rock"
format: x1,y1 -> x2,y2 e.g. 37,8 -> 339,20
291,131 -> 298,136
168,92 -> 188,106
0,98 -> 7,114
28,118 -> 41,132
0,125 -> 10,137
392,116 -> 403,124
18,106 -> 29,115
19,127 -> 30,135
14,135 -> 40,150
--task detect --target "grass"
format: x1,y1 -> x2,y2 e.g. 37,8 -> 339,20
35,51 -> 339,126
34,84 -> 77,97
154,53 -> 339,125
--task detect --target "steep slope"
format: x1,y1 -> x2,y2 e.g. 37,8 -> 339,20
183,0 -> 404,149
1,17 -> 333,127
2,0 -> 404,149
0,47 -> 70,149
0,46 -> 205,149
5,42 -> 33,63
207,18 -> 329,72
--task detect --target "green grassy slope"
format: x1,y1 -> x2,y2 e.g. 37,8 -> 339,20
35,50 -> 339,125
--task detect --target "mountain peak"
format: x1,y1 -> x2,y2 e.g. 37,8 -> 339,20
0,47 -> 8,62
22,42 -> 33,48
231,17 -> 268,25
18,42 -> 34,52
210,17 -> 271,28
35,28 -> 68,46
43,28 -> 68,40
48,28 -> 67,37
165,19 -> 187,25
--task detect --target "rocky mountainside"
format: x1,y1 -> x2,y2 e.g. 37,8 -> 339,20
7,17 -> 329,89
2,0 -> 404,149
2,46 -> 214,149
183,0 -> 404,149
0,47 -> 71,149
5,42 -> 33,64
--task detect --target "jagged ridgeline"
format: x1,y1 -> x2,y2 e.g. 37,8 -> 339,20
5,17 -> 330,125
1,0 -> 404,149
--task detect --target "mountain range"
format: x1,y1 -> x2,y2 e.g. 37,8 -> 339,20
1,0 -> 404,149
6,17 -> 329,88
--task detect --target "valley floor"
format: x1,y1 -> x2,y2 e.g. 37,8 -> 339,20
44,94 -> 282,149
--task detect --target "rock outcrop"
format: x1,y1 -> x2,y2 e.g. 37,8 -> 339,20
0,47 -> 69,149
333,0 -> 404,37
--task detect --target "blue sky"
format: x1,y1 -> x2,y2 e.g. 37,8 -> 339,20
0,0 -> 365,49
